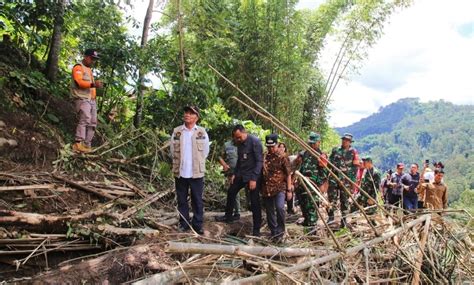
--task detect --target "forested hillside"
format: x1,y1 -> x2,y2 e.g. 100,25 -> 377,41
337,98 -> 473,207
0,1 -> 472,284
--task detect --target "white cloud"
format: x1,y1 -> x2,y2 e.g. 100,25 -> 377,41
324,0 -> 474,127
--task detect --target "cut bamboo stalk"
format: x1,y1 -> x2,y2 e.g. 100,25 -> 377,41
52,175 -> 115,200
229,214 -> 430,284
166,241 -> 333,257
209,64 -> 396,226
0,184 -> 55,191
411,215 -> 431,285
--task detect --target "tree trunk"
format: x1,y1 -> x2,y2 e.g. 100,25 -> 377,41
134,0 -> 154,128
45,0 -> 65,82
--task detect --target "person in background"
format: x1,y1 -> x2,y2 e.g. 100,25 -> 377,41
328,133 -> 360,229
417,169 -> 448,210
215,125 -> 263,237
262,134 -> 292,243
71,49 -> 103,153
218,138 -> 242,220
387,163 -> 404,207
295,132 -> 328,234
170,106 -> 209,235
380,169 -> 393,204
353,156 -> 381,215
278,142 -> 296,215
401,163 -> 420,211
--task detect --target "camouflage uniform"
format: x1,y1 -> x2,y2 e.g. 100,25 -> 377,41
328,146 -> 359,221
296,149 -> 328,228
354,167 -> 381,214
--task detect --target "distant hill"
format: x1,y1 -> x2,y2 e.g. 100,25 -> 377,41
335,98 -> 473,206
335,97 -> 420,138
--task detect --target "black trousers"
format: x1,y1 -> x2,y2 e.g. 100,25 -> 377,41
224,176 -> 262,234
175,177 -> 204,230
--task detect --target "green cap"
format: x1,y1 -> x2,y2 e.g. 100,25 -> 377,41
362,156 -> 372,162
308,132 -> 321,144
341,133 -> 354,142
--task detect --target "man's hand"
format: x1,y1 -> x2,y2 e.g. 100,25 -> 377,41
94,80 -> 104,88
230,175 -> 235,185
222,164 -> 230,172
286,191 -> 293,201
248,180 -> 257,190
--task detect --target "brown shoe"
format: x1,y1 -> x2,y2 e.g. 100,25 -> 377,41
72,142 -> 91,153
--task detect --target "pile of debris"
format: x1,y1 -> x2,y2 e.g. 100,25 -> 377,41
1,163 -> 472,284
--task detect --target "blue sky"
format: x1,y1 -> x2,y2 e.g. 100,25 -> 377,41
128,0 -> 474,128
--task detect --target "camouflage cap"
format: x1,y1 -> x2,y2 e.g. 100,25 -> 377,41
265,133 -> 278,147
362,156 -> 372,162
341,133 -> 354,142
308,132 -> 321,144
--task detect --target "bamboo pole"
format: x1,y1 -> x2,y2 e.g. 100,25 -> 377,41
411,215 -> 431,285
297,175 -> 344,253
53,174 -> 115,200
230,95 -> 379,236
167,242 -> 332,257
230,214 -> 431,284
208,64 -> 397,226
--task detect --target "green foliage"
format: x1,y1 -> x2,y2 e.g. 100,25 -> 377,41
339,98 -> 474,206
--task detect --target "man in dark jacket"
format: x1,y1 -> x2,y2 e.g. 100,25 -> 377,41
401,163 -> 420,211
216,125 -> 263,236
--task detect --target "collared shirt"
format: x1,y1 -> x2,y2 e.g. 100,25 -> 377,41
262,151 -> 290,197
234,134 -> 263,182
171,124 -> 210,178
419,181 -> 448,209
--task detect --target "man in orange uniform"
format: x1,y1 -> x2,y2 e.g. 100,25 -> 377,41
70,49 -> 103,153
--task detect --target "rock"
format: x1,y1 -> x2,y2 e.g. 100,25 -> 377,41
0,120 -> 5,129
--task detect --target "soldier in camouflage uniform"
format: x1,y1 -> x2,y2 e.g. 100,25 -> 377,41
328,133 -> 360,229
262,134 -> 293,242
353,156 -> 381,215
296,132 -> 328,233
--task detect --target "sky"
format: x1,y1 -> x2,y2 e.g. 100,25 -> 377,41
316,0 -> 474,127
128,0 -> 474,128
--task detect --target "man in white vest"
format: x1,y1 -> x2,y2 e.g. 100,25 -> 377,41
170,106 -> 209,234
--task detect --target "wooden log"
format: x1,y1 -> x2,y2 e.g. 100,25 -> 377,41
167,242 -> 333,257
0,184 -> 56,191
230,214 -> 431,284
0,209 -> 115,226
52,174 -> 115,200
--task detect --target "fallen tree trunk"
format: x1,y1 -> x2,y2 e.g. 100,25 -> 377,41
230,214 -> 431,284
166,242 -> 332,257
0,208 -> 118,226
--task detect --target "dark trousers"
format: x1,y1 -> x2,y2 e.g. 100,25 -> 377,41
264,192 -> 286,237
388,193 -> 401,206
175,177 -> 204,230
403,195 -> 418,211
287,194 -> 295,213
225,176 -> 262,234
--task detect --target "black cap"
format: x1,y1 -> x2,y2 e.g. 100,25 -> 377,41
265,134 -> 278,147
183,105 -> 200,117
84,49 -> 100,59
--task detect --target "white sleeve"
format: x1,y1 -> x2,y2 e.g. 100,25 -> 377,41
203,130 -> 210,159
